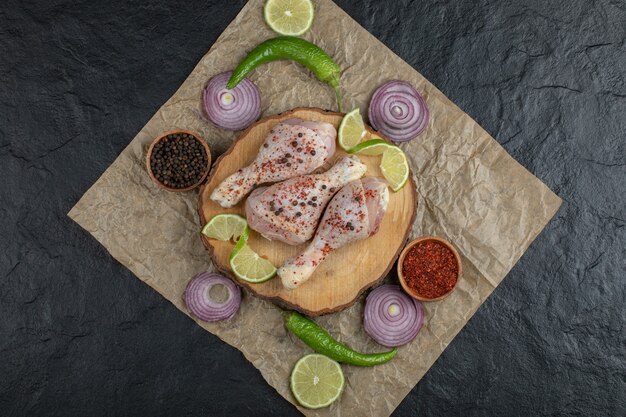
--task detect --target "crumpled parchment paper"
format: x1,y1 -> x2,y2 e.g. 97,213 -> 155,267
68,0 -> 562,415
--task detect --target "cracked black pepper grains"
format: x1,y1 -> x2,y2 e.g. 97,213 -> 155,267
149,133 -> 208,189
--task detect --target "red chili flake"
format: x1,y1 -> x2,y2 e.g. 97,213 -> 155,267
402,240 -> 458,299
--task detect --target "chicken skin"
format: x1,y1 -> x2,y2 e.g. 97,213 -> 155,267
245,156 -> 367,245
278,177 -> 389,289
211,119 -> 336,208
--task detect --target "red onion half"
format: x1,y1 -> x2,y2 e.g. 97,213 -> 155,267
368,80 -> 429,143
184,272 -> 241,322
203,71 -> 261,131
364,284 -> 424,347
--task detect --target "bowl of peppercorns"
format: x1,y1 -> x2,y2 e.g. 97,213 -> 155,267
146,130 -> 211,192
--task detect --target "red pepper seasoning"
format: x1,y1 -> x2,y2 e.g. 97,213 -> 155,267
402,240 -> 458,299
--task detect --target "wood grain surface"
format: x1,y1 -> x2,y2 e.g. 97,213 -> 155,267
198,108 -> 417,316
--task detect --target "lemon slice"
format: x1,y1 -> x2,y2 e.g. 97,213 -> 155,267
229,228 -> 277,283
338,108 -> 366,151
202,214 -> 248,241
264,0 -> 314,36
380,147 -> 410,192
290,354 -> 344,409
347,138 -> 399,156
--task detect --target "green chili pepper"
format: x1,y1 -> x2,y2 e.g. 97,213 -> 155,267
227,36 -> 343,111
284,311 -> 397,367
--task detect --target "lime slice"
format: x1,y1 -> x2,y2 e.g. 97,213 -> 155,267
380,147 -> 410,192
264,0 -> 314,36
202,214 -> 248,241
347,138 -> 399,156
229,228 -> 277,283
338,108 -> 366,151
290,354 -> 344,409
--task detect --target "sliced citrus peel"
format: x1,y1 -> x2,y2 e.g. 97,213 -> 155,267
347,138 -> 399,156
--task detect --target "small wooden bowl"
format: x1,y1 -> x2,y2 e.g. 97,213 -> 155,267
397,236 -> 462,302
146,129 -> 211,192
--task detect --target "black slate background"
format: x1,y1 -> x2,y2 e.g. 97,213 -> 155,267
1,0 -> 625,415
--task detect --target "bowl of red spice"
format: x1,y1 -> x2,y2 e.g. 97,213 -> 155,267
146,130 -> 211,192
397,236 -> 462,302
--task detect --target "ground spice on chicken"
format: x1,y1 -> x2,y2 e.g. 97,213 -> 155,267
402,240 -> 458,299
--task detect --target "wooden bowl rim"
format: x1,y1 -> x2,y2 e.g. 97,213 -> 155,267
397,236 -> 462,302
146,129 -> 212,193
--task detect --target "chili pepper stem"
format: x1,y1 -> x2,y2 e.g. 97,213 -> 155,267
328,77 -> 343,112
335,87 -> 343,112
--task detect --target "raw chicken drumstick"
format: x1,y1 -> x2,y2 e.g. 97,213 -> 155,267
278,177 -> 389,289
245,156 -> 367,245
211,119 -> 336,207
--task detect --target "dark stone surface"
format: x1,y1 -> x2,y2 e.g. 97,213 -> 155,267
1,0 -> 624,415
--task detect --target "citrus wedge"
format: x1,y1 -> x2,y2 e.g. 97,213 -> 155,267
229,227 -> 277,283
338,108 -> 366,151
201,214 -> 248,241
380,147 -> 410,192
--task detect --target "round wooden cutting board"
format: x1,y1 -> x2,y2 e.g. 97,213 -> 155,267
198,108 -> 417,316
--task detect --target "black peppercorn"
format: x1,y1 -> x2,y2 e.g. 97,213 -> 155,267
149,132 -> 208,189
